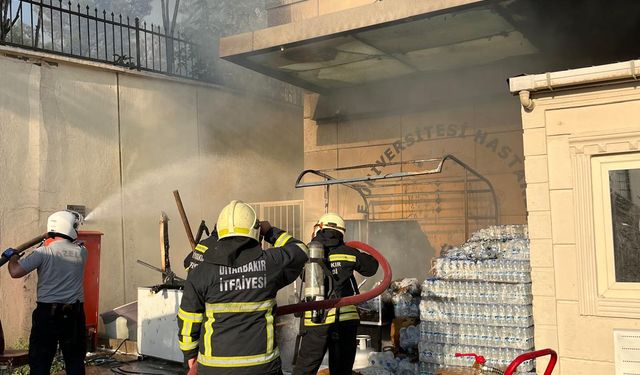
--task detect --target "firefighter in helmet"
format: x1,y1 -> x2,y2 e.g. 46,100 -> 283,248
292,213 -> 379,375
2,210 -> 87,375
178,200 -> 309,375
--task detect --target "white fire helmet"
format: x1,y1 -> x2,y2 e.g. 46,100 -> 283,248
313,212 -> 346,236
216,200 -> 260,242
47,210 -> 84,240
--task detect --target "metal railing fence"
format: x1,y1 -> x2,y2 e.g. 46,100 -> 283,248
1,0 -> 199,79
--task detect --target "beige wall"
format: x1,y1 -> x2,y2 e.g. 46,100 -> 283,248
266,0 -> 373,26
303,92 -> 527,282
520,82 -> 640,374
0,52 -> 303,345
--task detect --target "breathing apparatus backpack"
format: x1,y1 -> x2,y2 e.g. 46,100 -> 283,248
302,241 -> 334,324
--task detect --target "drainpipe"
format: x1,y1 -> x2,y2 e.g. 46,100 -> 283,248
519,90 -> 535,111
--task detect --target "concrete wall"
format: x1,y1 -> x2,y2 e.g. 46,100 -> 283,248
266,0 -> 373,26
0,50 -> 303,345
302,91 -> 526,282
519,81 -> 640,374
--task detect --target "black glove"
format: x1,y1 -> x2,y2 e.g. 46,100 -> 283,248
1,248 -> 19,259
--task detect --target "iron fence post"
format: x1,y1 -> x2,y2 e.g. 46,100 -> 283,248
135,17 -> 140,70
5,0 -> 198,79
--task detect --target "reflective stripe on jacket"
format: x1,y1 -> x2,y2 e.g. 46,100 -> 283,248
178,227 -> 308,375
303,304 -> 360,326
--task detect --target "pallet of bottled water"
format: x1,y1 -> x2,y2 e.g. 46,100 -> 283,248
418,342 -> 535,372
419,322 -> 534,350
440,225 -> 529,261
420,225 -> 535,374
468,225 -> 528,243
432,258 -> 531,283
419,362 -> 536,375
421,280 -> 532,305
419,301 -> 533,327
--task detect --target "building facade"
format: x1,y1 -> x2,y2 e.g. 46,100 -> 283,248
220,0 -> 640,373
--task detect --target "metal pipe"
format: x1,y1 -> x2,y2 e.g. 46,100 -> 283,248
294,154 -> 500,225
136,259 -> 185,282
295,169 -> 370,219
519,90 -> 535,110
296,156 -> 452,188
328,157 -> 442,172
296,167 -> 443,187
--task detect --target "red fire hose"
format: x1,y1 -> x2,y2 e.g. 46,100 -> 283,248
0,233 -> 47,268
504,349 -> 557,375
276,241 -> 392,316
456,349 -> 557,375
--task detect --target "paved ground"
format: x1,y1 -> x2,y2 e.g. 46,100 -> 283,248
88,359 -> 183,375
51,354 -> 184,375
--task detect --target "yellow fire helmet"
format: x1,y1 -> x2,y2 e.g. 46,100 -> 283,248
216,200 -> 260,241
313,212 -> 346,236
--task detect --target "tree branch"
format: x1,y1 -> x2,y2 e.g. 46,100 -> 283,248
1,0 -> 8,21
170,0 -> 180,35
1,0 -> 8,36
161,0 -> 168,30
10,2 -> 22,29
34,6 -> 42,47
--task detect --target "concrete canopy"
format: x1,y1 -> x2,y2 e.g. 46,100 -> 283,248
220,0 -> 640,121
219,0 -> 528,92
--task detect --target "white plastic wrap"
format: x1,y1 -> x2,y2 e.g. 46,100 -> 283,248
440,225 -> 530,261
419,321 -> 534,350
393,293 -> 420,318
399,325 -> 420,353
397,358 -> 419,375
391,278 -> 422,295
419,225 -> 535,373
421,279 -> 532,305
354,366 -> 394,375
419,300 -> 533,327
368,351 -> 399,373
432,258 -> 531,283
365,352 -> 419,375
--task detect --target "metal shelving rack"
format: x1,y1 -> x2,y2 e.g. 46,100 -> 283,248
295,154 -> 500,240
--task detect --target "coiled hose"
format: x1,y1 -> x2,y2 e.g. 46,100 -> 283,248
276,241 -> 392,316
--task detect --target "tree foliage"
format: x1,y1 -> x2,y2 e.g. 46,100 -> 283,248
177,0 -> 300,104
91,0 -> 153,20
178,0 -> 267,81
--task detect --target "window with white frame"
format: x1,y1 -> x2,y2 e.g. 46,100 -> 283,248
591,153 -> 640,294
571,130 -> 640,318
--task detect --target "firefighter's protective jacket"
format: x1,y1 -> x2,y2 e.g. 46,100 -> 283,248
177,227 -> 308,375
304,229 -> 379,326
183,228 -> 218,272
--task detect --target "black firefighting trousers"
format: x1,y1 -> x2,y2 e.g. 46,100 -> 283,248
29,302 -> 86,375
292,320 -> 359,375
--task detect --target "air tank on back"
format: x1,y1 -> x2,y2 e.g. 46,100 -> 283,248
304,241 -> 326,323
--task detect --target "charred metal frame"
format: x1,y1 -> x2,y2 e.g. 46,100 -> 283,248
295,154 -> 500,239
